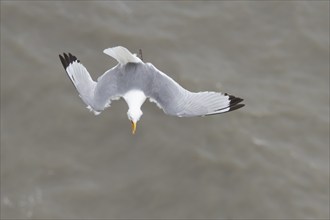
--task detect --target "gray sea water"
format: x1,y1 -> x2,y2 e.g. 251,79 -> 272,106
1,1 -> 329,219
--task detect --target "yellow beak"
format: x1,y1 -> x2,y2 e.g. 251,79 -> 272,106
131,121 -> 137,135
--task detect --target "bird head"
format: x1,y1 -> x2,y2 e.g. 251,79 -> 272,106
127,108 -> 143,134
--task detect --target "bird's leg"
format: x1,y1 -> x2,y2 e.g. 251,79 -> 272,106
138,49 -> 143,61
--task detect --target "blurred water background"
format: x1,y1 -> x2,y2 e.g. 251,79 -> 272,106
1,1 -> 329,219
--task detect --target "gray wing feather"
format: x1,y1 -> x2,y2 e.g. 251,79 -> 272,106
93,66 -> 121,110
145,63 -> 244,117
59,53 -> 120,114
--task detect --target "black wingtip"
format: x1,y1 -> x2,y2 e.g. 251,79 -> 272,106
59,54 -> 67,69
228,95 -> 244,106
59,52 -> 80,70
228,103 -> 245,112
227,94 -> 244,112
207,94 -> 245,116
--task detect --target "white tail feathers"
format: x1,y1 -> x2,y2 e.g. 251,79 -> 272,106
103,46 -> 142,64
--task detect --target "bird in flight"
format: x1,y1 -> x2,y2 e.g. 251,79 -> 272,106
59,46 -> 244,134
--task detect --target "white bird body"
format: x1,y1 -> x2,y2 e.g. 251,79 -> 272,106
59,46 -> 244,134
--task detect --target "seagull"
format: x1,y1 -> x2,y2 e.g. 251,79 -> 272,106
59,46 -> 244,134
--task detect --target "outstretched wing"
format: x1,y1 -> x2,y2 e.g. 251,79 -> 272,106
60,47 -> 146,114
145,63 -> 244,117
59,53 -> 119,114
59,53 -> 97,109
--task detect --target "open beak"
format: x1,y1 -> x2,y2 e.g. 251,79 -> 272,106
131,121 -> 137,135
